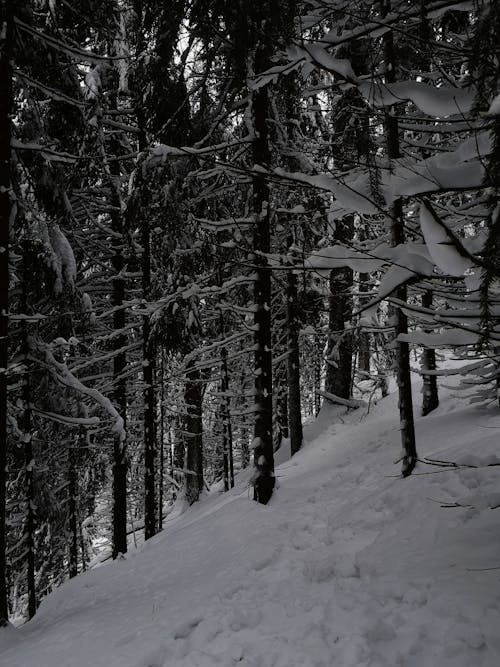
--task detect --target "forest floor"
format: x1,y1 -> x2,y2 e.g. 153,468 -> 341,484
1,364 -> 500,667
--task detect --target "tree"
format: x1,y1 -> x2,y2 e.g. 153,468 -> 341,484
380,0 -> 417,477
0,0 -> 13,626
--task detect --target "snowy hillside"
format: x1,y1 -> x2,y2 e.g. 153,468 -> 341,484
1,377 -> 500,667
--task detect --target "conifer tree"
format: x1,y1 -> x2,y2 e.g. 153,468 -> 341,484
0,0 -> 13,624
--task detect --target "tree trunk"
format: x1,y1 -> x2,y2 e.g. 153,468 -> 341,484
68,441 -> 78,579
251,74 -> 275,503
358,268 -> 371,374
313,337 -> 322,416
158,353 -> 165,531
184,361 -> 203,505
287,270 -> 303,455
325,235 -> 354,402
421,290 -> 439,415
275,384 -> 288,447
110,165 -> 127,559
417,5 -> 439,417
133,35 -> 157,537
220,347 -> 234,489
0,0 -> 13,627
21,246 -> 36,619
382,0 -> 417,477
142,219 -> 156,540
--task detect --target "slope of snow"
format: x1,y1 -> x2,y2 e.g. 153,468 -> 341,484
1,375 -> 500,667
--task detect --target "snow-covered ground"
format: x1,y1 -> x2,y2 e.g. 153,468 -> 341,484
1,372 -> 500,667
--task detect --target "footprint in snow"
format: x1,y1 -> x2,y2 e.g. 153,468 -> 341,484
251,546 -> 281,571
402,586 -> 428,608
303,554 -> 360,583
173,616 -> 203,640
228,606 -> 262,632
139,642 -> 167,667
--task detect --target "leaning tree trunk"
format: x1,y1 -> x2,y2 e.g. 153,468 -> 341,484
382,0 -> 417,477
0,0 -> 13,627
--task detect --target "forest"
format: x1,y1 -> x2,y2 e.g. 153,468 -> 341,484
0,0 -> 499,628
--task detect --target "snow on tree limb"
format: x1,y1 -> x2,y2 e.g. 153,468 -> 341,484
359,80 -> 475,117
316,390 -> 367,409
419,201 -> 472,276
42,345 -> 126,442
32,409 -> 100,428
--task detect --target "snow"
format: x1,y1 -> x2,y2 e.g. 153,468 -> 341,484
84,68 -> 101,100
306,241 -> 435,298
48,224 -> 77,293
359,80 -> 475,117
384,132 -> 492,203
300,44 -> 357,81
419,202 -> 472,276
273,168 -> 378,215
398,329 -> 480,347
2,372 -> 500,667
487,94 -> 500,116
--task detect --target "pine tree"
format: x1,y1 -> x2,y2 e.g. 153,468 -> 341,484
0,0 -> 13,626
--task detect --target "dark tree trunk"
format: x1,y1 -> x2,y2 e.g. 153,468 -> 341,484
21,246 -> 36,619
79,519 -> 87,572
220,347 -> 234,489
358,271 -> 371,374
110,164 -> 127,559
382,0 -> 417,477
421,290 -> 439,415
287,271 -> 303,455
68,442 -> 78,579
325,246 -> 354,401
0,0 -> 13,627
251,76 -> 275,503
142,224 -> 156,540
184,361 -> 203,505
134,55 -> 157,538
23,418 -> 36,620
158,354 -> 165,531
276,386 -> 288,446
240,428 -> 250,469
313,338 -> 322,417
417,6 -> 439,417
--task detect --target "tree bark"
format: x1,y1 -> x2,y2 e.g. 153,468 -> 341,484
325,215 -> 354,402
110,163 -> 127,559
0,0 -> 13,627
382,0 -> 417,477
68,441 -> 78,579
325,266 -> 354,400
421,290 -> 439,415
158,353 -> 165,531
21,244 -> 36,619
287,270 -> 303,455
184,361 -> 203,505
251,76 -> 275,503
220,347 -> 234,489
142,215 -> 156,540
